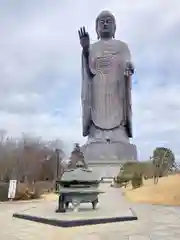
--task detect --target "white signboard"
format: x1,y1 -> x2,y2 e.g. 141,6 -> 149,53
8,180 -> 17,199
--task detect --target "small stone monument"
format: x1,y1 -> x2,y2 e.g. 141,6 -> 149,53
68,143 -> 87,169
78,10 -> 138,177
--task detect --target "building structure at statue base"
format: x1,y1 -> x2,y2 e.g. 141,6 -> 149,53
81,141 -> 138,178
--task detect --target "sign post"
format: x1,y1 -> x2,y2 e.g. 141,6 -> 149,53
8,180 -> 17,200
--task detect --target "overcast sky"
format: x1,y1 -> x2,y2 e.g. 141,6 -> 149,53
0,0 -> 180,160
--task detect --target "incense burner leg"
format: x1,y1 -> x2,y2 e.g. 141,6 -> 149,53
56,194 -> 66,213
92,197 -> 98,209
65,201 -> 70,209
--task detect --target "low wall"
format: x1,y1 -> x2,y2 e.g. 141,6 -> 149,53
88,161 -> 122,178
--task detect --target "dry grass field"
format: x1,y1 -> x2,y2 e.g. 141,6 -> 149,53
123,174 -> 180,206
20,174 -> 180,206
41,192 -> 58,201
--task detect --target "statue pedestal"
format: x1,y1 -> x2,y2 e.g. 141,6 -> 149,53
81,142 -> 137,178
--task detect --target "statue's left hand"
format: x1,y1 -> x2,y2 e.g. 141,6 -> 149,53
124,61 -> 134,77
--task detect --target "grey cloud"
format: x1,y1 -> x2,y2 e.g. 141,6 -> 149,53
0,0 -> 180,160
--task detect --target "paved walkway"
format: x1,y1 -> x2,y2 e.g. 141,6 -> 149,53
13,183 -> 134,223
0,185 -> 180,239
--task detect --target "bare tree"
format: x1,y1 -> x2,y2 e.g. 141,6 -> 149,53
0,134 -> 65,182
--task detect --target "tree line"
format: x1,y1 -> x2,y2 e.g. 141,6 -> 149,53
0,130 -> 65,183
0,127 -> 178,185
115,147 -> 179,188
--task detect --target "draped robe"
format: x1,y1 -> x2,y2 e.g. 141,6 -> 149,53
81,39 -> 132,141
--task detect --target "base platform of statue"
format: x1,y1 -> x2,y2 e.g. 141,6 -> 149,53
81,141 -> 137,178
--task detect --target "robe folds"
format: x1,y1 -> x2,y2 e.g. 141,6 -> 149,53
81,39 -> 133,138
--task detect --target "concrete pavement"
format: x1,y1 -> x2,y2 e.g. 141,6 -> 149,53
0,184 -> 180,239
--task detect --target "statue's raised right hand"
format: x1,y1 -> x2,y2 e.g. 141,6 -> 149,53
78,27 -> 90,50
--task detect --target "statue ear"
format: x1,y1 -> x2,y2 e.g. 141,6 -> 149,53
96,28 -> 100,39
96,19 -> 101,39
113,24 -> 116,38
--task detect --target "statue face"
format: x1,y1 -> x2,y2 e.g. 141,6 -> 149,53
96,11 -> 116,39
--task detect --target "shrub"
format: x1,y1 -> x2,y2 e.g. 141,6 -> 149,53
14,181 -> 54,201
29,188 -> 41,199
114,174 -> 131,187
131,173 -> 143,189
14,186 -> 41,201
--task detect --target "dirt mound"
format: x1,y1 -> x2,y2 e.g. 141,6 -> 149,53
123,174 -> 180,206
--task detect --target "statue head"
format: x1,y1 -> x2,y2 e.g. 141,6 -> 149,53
96,10 -> 116,40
